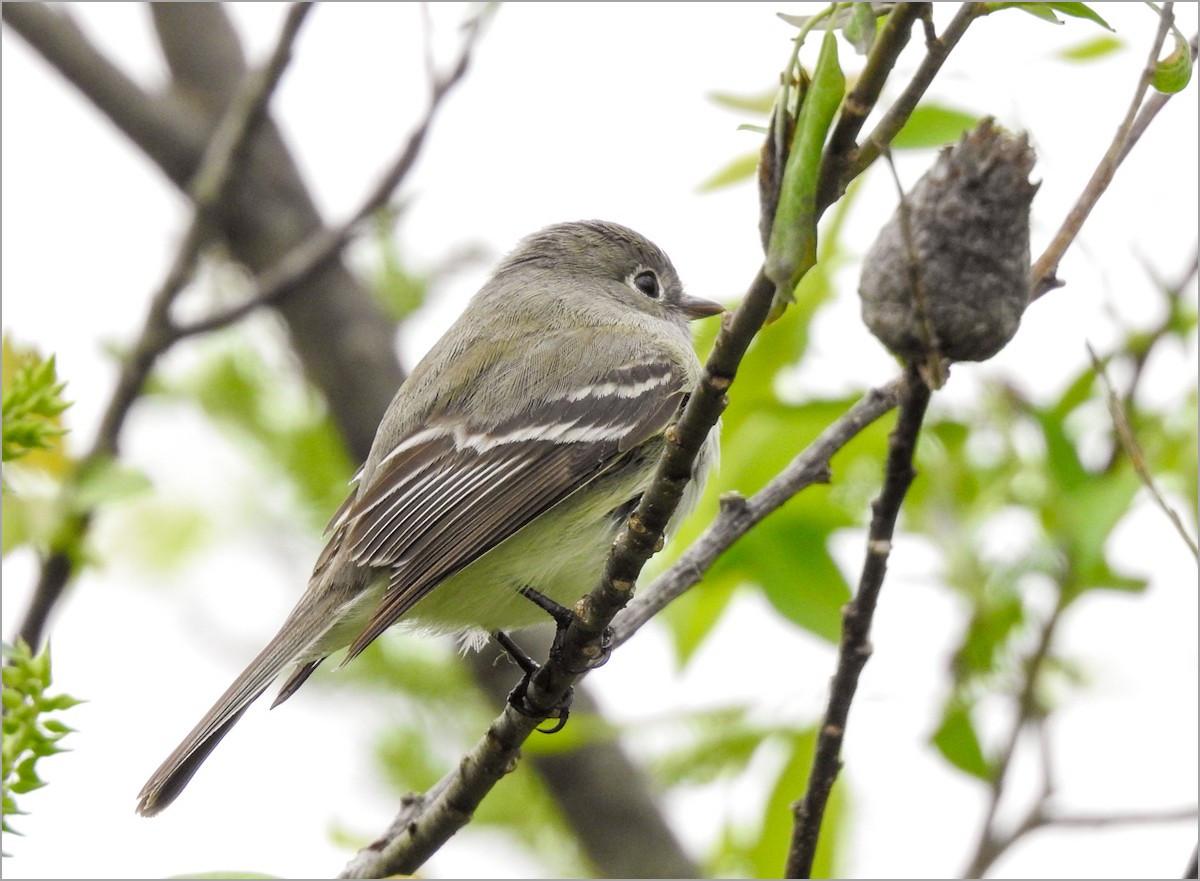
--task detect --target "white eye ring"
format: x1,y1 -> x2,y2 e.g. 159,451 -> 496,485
632,269 -> 661,299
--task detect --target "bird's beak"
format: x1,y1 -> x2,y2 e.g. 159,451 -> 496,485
679,294 -> 725,320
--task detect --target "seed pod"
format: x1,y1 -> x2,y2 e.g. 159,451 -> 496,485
858,118 -> 1039,369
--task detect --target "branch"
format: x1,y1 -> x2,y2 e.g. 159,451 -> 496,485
1030,6 -> 1192,300
13,4 -> 311,652
786,363 -> 932,879
463,641 -> 703,878
613,377 -> 905,644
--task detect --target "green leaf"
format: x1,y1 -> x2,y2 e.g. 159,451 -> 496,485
890,103 -> 982,150
1057,34 -> 1124,61
953,581 -> 1026,680
842,2 -> 878,54
749,728 -> 844,879
70,456 -> 152,511
1152,29 -> 1193,93
1046,2 -> 1115,30
708,88 -> 777,114
651,707 -> 778,787
369,210 -> 429,322
697,152 -> 760,192
752,512 -> 851,642
932,702 -> 991,780
983,2 -> 1114,30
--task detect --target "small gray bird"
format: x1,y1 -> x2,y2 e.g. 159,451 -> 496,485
137,220 -> 723,816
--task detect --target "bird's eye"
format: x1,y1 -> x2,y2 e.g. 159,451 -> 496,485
633,270 -> 660,299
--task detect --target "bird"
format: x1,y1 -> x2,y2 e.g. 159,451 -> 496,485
136,219 -> 723,816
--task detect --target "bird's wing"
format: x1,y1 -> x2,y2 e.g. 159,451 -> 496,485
333,355 -> 690,660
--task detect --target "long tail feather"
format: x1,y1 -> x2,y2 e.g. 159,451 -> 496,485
136,592 -> 338,817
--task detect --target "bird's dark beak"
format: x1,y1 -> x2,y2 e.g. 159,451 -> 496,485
679,294 -> 725,320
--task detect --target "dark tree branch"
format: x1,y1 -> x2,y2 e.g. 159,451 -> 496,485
785,363 -> 932,878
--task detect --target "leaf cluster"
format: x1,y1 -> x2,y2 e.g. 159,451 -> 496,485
1,642 -> 80,843
1,339 -> 69,466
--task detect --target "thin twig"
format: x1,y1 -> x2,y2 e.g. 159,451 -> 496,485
1030,4 -> 1185,300
613,377 -> 905,644
1088,343 -> 1198,559
786,363 -> 933,879
1032,805 -> 1199,829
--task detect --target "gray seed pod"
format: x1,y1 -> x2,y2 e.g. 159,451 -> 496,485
858,118 -> 1038,366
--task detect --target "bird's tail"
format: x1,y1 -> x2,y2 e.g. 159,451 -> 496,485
135,588 -> 341,817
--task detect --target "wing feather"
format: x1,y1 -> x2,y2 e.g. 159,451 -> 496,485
335,356 -> 688,659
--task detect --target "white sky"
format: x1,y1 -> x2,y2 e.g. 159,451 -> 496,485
2,3 -> 1197,879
